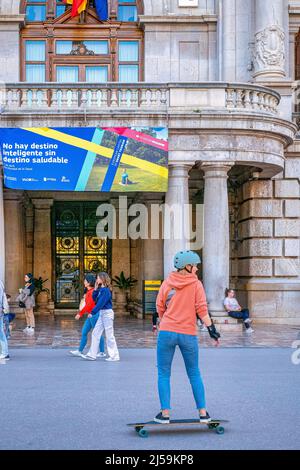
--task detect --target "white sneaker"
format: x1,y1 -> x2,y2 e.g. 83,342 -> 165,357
81,354 -> 96,361
23,326 -> 30,333
0,354 -> 9,360
69,350 -> 82,357
27,327 -> 35,335
246,327 -> 254,334
244,318 -> 253,324
97,352 -> 106,358
105,357 -> 120,362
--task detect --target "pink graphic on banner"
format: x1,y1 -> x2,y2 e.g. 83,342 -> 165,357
104,127 -> 168,151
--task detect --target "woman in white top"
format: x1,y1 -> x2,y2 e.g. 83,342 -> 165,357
224,289 -> 254,334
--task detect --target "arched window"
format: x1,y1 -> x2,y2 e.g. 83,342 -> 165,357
21,1 -> 143,82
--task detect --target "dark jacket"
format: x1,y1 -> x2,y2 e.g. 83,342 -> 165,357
91,287 -> 112,315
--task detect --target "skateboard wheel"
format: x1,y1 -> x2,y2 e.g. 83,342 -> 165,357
138,429 -> 149,438
216,426 -> 225,435
135,426 -> 143,433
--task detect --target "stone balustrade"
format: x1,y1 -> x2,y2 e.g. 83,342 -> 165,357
0,82 -> 280,115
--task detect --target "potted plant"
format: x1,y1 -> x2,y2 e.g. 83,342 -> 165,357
34,277 -> 50,308
112,271 -> 137,314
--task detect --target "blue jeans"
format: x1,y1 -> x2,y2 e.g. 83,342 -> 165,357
228,309 -> 250,327
79,313 -> 105,353
0,316 -> 9,356
157,331 -> 206,410
3,315 -> 10,339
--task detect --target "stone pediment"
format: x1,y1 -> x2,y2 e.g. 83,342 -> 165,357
52,7 -> 108,25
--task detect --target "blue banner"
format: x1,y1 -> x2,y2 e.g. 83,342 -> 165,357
0,127 -> 168,193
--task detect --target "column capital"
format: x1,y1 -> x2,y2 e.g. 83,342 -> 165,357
201,162 -> 233,177
168,163 -> 194,179
3,189 -> 25,202
32,198 -> 54,210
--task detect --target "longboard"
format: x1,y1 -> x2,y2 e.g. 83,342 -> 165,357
127,419 -> 229,438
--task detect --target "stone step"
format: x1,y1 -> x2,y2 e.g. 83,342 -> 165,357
211,316 -> 244,332
54,309 -> 78,316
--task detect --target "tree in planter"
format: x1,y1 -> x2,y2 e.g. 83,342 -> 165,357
112,272 -> 137,313
33,277 -> 50,307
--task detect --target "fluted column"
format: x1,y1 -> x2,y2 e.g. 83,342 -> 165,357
0,171 -> 5,282
202,163 -> 233,316
254,0 -> 286,79
164,164 -> 193,277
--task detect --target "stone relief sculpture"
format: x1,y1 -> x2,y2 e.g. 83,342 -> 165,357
254,24 -> 285,75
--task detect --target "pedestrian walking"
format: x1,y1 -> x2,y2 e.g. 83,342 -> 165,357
154,250 -> 220,424
82,272 -> 120,362
0,280 -> 10,360
69,274 -> 106,358
3,294 -> 15,339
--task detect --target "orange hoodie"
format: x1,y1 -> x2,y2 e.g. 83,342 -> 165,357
156,272 -> 208,336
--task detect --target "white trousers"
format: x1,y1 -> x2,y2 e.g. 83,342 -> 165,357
89,309 -> 120,360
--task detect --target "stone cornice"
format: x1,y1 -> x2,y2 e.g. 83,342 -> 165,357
0,110 -> 296,145
138,14 -> 218,25
288,3 -> 300,15
0,14 -> 25,25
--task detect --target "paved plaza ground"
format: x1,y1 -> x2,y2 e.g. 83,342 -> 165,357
0,347 -> 299,450
1,317 -> 300,450
6,315 -> 300,349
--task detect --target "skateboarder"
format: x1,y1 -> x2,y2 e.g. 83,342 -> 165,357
154,250 -> 220,424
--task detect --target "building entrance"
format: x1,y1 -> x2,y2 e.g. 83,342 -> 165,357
53,202 -> 111,308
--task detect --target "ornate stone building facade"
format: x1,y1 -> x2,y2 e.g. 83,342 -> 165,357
0,0 -> 299,325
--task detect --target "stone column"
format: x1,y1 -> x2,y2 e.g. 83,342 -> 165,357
110,196 -> 131,315
130,196 -> 164,318
143,199 -> 164,282
164,164 -> 193,277
221,0 -> 237,81
254,0 -> 286,79
32,198 -> 54,314
202,163 -> 233,316
0,171 -> 5,282
4,190 -> 26,304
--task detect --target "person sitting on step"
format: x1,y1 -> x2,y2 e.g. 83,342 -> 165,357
224,288 -> 254,334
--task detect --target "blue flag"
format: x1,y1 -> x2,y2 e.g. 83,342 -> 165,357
95,0 -> 108,21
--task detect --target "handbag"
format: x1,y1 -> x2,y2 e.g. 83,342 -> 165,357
79,297 -> 86,311
19,301 -> 26,308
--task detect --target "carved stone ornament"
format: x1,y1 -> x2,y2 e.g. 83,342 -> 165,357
70,42 -> 95,56
254,24 -> 285,73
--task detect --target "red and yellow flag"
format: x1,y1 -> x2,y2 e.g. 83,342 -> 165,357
64,0 -> 88,17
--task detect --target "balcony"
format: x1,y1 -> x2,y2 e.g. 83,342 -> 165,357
0,82 -> 280,115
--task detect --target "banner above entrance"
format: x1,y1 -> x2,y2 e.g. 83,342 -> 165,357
0,127 -> 168,192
